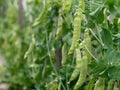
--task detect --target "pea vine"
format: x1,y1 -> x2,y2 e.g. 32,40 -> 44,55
0,0 -> 120,90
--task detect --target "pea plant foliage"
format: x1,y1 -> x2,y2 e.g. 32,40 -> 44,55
32,0 -> 120,89
0,0 -> 120,90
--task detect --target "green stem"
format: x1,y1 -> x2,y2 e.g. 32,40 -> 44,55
94,22 -> 104,47
45,30 -> 58,74
89,28 -> 104,47
85,46 -> 97,61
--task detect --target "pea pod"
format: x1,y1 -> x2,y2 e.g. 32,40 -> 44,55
32,0 -> 46,27
107,79 -> 114,90
55,8 -> 63,40
68,8 -> 83,54
84,29 -> 92,62
79,0 -> 85,11
58,81 -> 62,90
24,34 -> 36,59
113,82 -> 119,90
69,48 -> 81,82
50,80 -> 58,90
74,51 -> 88,89
86,78 -> 95,90
62,0 -> 72,13
68,0 -> 85,54
94,77 -> 105,90
62,43 -> 67,65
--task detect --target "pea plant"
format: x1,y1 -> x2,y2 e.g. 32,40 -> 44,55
0,0 -> 120,90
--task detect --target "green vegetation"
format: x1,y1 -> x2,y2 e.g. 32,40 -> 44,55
0,0 -> 120,90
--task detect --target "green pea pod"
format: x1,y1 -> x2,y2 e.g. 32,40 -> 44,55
24,34 -> 36,59
62,43 -> 67,65
55,8 -> 63,40
78,29 -> 91,62
63,0 -> 72,13
74,51 -> 88,89
94,77 -> 105,90
58,81 -> 62,90
113,82 -> 119,90
86,78 -> 95,90
69,48 -> 81,82
68,0 -> 85,54
84,29 -> 92,63
32,0 -> 46,27
107,79 -> 114,90
68,8 -> 83,55
50,80 -> 58,90
79,0 -> 85,11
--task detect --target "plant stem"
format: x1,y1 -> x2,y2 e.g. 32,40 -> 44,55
46,30 -> 58,74
89,28 -> 104,47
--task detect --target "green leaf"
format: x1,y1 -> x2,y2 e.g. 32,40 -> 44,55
107,65 -> 120,80
101,28 -> 113,50
90,49 -> 120,78
103,50 -> 120,65
106,0 -> 115,6
114,33 -> 120,38
89,6 -> 104,24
